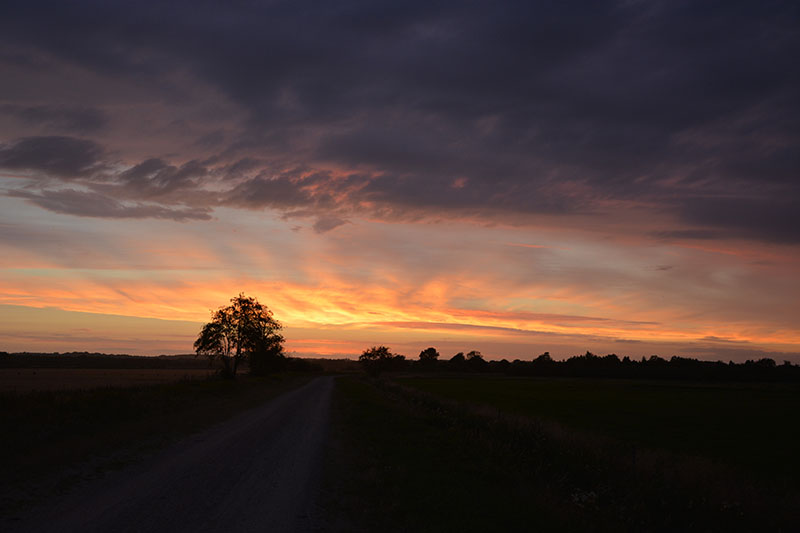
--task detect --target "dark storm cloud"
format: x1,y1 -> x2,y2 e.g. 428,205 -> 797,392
678,196 -> 800,244
0,134 -> 219,220
651,229 -> 725,242
1,104 -> 107,133
0,136 -> 104,178
7,188 -> 211,221
0,0 -> 798,242
225,176 -> 314,210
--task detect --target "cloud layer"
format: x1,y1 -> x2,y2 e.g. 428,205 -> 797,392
0,0 -> 797,241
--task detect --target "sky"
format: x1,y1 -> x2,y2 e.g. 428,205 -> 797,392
1,1 -> 798,362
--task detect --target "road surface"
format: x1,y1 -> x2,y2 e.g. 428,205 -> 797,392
11,376 -> 334,533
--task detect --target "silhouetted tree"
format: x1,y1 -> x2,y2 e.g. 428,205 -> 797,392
447,352 -> 467,370
492,358 -> 511,373
398,345 -> 800,381
359,345 -> 395,376
418,347 -> 440,370
466,350 -> 488,371
194,293 -> 284,378
466,350 -> 483,360
249,330 -> 287,375
419,347 -> 440,362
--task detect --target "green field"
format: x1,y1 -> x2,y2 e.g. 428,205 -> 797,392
399,376 -> 800,484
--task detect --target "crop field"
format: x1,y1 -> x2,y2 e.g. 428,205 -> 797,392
0,368 -> 216,392
326,376 -> 800,531
398,376 -> 800,485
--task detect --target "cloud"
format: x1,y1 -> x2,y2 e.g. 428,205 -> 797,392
373,320 -> 574,338
118,158 -> 209,198
7,188 -> 211,221
677,344 -> 800,364
0,1 -> 797,243
312,215 -> 348,234
0,136 -> 104,178
448,309 -> 659,327
225,175 -> 313,209
1,104 -> 108,132
651,229 -> 725,241
677,196 -> 800,244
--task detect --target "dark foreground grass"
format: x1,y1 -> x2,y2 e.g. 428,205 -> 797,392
0,373 -> 311,519
323,376 -> 565,532
324,376 -> 799,532
400,376 -> 800,486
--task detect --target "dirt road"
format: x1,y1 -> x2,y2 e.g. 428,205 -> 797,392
11,376 -> 334,533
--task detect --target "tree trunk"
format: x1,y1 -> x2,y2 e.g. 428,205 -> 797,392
233,343 -> 241,377
221,355 -> 234,378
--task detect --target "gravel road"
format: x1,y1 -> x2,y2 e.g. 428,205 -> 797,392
11,376 -> 334,533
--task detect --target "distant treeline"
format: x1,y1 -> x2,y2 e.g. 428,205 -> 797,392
0,351 -> 325,373
0,352 -> 211,369
361,347 -> 800,382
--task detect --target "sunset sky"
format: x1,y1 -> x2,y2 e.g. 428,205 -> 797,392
1,1 -> 798,361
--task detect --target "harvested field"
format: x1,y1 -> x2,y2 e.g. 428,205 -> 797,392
0,368 -> 215,392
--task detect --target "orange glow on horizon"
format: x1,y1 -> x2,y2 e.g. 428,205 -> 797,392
2,265 -> 799,356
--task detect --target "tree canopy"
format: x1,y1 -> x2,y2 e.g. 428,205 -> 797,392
419,347 -> 440,362
194,293 -> 284,377
359,345 -> 404,376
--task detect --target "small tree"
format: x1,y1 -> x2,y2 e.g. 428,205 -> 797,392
419,347 -> 440,366
466,350 -> 483,361
466,350 -> 488,371
449,351 -> 466,371
359,345 -> 394,376
194,293 -> 285,378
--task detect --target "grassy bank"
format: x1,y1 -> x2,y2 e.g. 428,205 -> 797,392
399,376 -> 800,486
0,373 -> 311,518
324,376 -> 798,532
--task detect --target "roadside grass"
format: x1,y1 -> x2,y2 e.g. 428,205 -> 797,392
399,376 -> 800,486
0,373 -> 312,519
324,376 -> 567,532
325,376 -> 799,532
